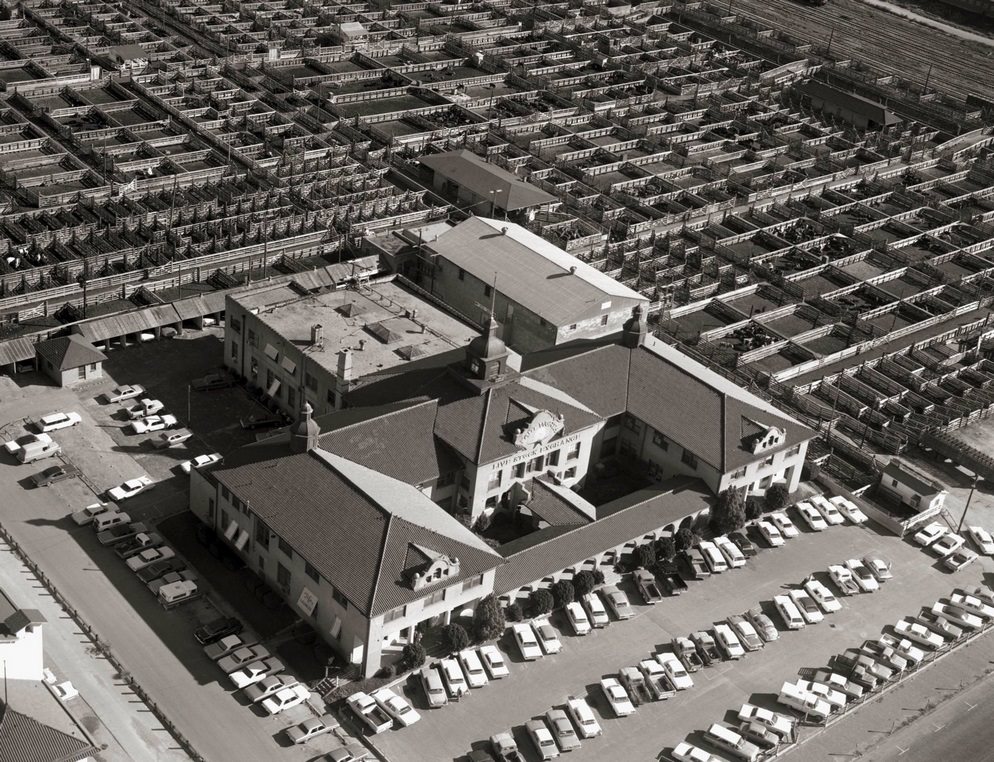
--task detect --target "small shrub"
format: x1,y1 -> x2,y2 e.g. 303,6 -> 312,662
472,594 -> 505,642
765,483 -> 790,513
573,570 -> 597,597
655,536 -> 676,562
551,579 -> 575,609
635,543 -> 655,570
528,589 -> 554,618
376,664 -> 396,678
472,513 -> 492,534
675,527 -> 697,551
400,642 -> 426,671
441,623 -> 470,654
710,489 -> 746,535
802,461 -> 820,481
745,501 -> 763,521
505,601 -> 523,622
592,569 -> 605,585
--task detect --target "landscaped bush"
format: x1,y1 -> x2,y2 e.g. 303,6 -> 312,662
505,601 -> 523,622
655,536 -> 676,562
635,543 -> 655,570
528,589 -> 554,617
573,570 -> 597,597
765,483 -> 790,513
472,594 -> 505,642
592,569 -> 605,585
675,527 -> 698,551
551,579 -> 575,609
710,489 -> 746,535
441,623 -> 470,654
400,642 -> 426,671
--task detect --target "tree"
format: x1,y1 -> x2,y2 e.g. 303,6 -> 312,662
400,642 -> 426,671
528,589 -> 554,618
635,543 -> 655,570
655,536 -> 676,562
472,594 -> 505,642
710,489 -> 747,535
551,579 -> 575,609
675,526 -> 697,551
765,483 -> 790,513
746,500 -> 763,521
505,601 -> 523,622
592,569 -> 605,585
441,623 -> 470,654
573,570 -> 597,597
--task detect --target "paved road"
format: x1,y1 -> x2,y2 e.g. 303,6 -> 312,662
859,0 -> 994,48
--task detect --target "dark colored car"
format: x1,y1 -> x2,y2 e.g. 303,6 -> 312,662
32,463 -> 81,487
191,373 -> 235,391
679,549 -> 710,580
195,616 -> 244,646
240,413 -> 285,430
136,556 -> 186,583
729,531 -> 758,557
660,572 -> 688,595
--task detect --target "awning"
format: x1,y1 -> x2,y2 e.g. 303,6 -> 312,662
0,336 -> 35,365
234,530 -> 249,551
266,378 -> 281,397
330,616 -> 342,639
263,343 -> 279,361
223,520 -> 238,540
280,355 -> 296,374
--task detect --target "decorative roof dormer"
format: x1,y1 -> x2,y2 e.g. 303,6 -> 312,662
513,409 -> 565,448
405,543 -> 461,591
466,313 -> 508,382
748,423 -> 786,454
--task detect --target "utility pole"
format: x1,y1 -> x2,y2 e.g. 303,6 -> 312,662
957,474 -> 978,533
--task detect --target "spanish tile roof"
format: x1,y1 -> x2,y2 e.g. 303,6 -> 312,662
419,150 -> 556,211
495,479 -> 710,595
34,335 -> 106,372
427,217 -> 647,326
212,448 -> 501,617
0,706 -> 97,762
525,480 -> 592,527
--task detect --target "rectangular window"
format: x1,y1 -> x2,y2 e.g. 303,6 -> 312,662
462,574 -> 484,592
305,372 -> 317,391
231,341 -> 238,360
248,329 -> 257,347
565,466 -> 577,479
763,453 -> 775,467
332,587 -> 348,608
277,563 -> 291,588
652,431 -> 668,450
305,561 -> 320,583
601,314 -> 609,326
426,589 -> 446,606
732,466 -> 747,479
547,449 -> 560,467
487,469 -> 501,491
89,363 -> 97,371
278,537 -> 293,558
254,519 -> 269,547
528,455 -> 544,473
891,478 -> 899,488
624,415 -> 641,432
221,486 -> 230,501
458,268 -> 465,281
77,367 -> 86,380
384,605 -> 406,623
787,444 -> 801,457
911,494 -> 921,507
230,317 -> 241,332
266,369 -> 274,390
437,471 -> 455,487
569,323 -> 577,330
513,462 -> 526,479
327,388 -> 336,405
484,284 -> 492,297
567,442 -> 581,461
220,509 -> 229,531
263,343 -> 279,361
681,449 -> 698,470
287,387 -> 295,408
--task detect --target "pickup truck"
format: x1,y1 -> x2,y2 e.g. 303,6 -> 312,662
490,731 -> 523,762
634,569 -> 663,604
672,637 -> 704,672
690,630 -> 721,666
114,531 -> 164,559
659,572 -> 688,595
619,666 -> 653,706
680,548 -> 711,580
97,521 -> 149,547
346,691 -> 393,735
638,659 -> 675,700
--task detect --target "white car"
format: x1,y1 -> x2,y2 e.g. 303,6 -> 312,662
946,548 -> 978,572
672,742 -> 719,762
457,648 -> 488,689
565,696 -> 601,738
126,399 -> 164,419
930,533 -> 965,557
913,521 -> 948,547
108,476 -> 154,502
845,558 -> 879,592
932,601 -> 983,630
713,623 -> 746,659
477,645 -> 509,679
3,432 -> 53,455
967,526 -> 994,555
130,414 -> 178,434
713,535 -> 746,567
71,501 -> 112,526
371,686 -> 421,727
261,684 -> 310,715
655,651 -> 693,690
797,680 -> 846,711
878,635 -> 926,666
809,494 -> 845,525
126,546 -> 175,571
106,384 -> 145,403
526,719 -> 559,760
757,520 -> 784,547
565,602 -> 591,636
36,411 -> 81,432
863,556 -> 892,581
581,592 -> 609,628
828,564 -> 860,595
738,703 -> 795,739
769,511 -> 799,539
831,495 -> 868,524
949,592 -> 994,620
179,453 -> 222,473
438,657 -> 469,700
601,585 -> 634,619
600,677 -> 635,717
796,501 -> 828,531
803,577 -> 841,613
532,617 -> 562,655
512,623 -> 542,660
773,594 -> 805,630
894,618 -> 945,649
789,588 -> 824,624
228,656 -> 283,689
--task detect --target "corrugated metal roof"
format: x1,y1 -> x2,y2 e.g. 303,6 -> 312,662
76,311 -> 159,342
0,336 -> 36,365
173,292 -> 225,320
420,150 -> 556,211
145,303 -> 181,326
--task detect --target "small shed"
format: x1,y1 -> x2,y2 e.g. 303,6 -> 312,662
35,334 -> 107,387
878,458 -> 947,516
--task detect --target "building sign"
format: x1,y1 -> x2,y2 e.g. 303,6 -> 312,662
297,586 -> 319,617
491,433 -> 581,471
514,410 -> 565,448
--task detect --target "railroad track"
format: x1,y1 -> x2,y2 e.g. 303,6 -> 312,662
719,0 -> 994,101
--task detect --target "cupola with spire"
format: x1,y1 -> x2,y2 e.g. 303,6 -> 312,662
465,313 -> 508,382
290,401 -> 321,453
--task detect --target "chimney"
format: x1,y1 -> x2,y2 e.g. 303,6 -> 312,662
334,349 -> 353,410
501,227 -> 508,235
569,265 -> 577,275
310,323 -> 323,346
358,339 -> 367,351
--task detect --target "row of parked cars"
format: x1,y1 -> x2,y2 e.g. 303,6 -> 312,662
912,520 -> 994,571
419,644 -> 512,712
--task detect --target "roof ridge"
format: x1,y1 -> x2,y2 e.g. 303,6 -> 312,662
475,386 -> 494,463
367,513 -> 395,614
321,397 -> 437,436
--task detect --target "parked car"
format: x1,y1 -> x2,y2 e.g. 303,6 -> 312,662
126,399 -> 164,420
243,674 -> 298,703
240,413 -> 285,430
194,616 -> 243,646
739,721 -> 780,751
704,722 -> 761,762
772,594 -> 805,630
108,476 -> 154,501
511,623 -> 543,661
789,588 -> 824,624
878,634 -> 926,666
680,549 -> 711,580
154,429 -> 194,449
106,384 -> 145,403
180,452 -> 222,473
948,548 -> 980,572
477,645 -> 509,680
619,665 -> 653,706
32,463 -> 81,487
713,623 -> 746,659
690,630 -> 721,666
438,658 -> 469,700
834,648 -> 895,682
114,531 -> 164,559
96,521 -> 148,547
126,546 -> 176,572
796,501 -> 828,531
261,684 -> 310,716
545,709 -> 581,753
727,615 -> 763,651
419,666 -> 448,708
967,525 -> 994,555
371,687 -> 421,728
565,696 -> 601,738
149,570 -> 197,596
845,559 -> 879,592
744,607 -> 779,642
655,651 -> 694,690
796,679 -> 847,711
659,572 -> 688,596
3,432 -> 53,456
71,501 -> 115,526
913,522 -> 948,547
672,636 -> 704,672
803,577 -> 841,613
634,568 -> 664,603
206,633 -> 257,660
778,682 -> 831,720
860,641 -> 908,673
895,618 -> 946,649
916,610 -> 965,641
828,564 -> 860,595
130,414 -> 178,434
830,495 -> 868,524
672,742 -> 719,762
729,531 -> 757,557
136,557 -> 186,583
601,585 -> 633,620
218,645 -> 271,674
931,533 -> 965,557
768,512 -> 799,539
862,556 -> 892,581
581,592 -> 609,628
699,540 -> 728,573
229,657 -> 284,689
638,659 -> 674,700
756,521 -> 784,548
714,535 -> 746,567
525,719 -> 559,760
490,732 -> 521,762
532,618 -> 562,655
36,411 -> 81,432
949,592 -> 994,620
809,494 -> 845,525
738,703 -> 795,740
600,677 -> 635,717
565,601 -> 591,636
457,648 -> 489,689
811,670 -> 864,701
285,714 -> 340,745
191,373 -> 235,391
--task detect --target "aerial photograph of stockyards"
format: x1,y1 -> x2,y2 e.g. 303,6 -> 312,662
5,0 -> 994,759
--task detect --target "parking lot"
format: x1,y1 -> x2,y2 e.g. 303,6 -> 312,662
369,518 -> 992,762
0,331 -> 355,762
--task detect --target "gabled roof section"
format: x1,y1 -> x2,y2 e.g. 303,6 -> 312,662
34,335 -> 106,371
0,706 -> 97,762
419,149 -> 556,211
522,343 -> 631,417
